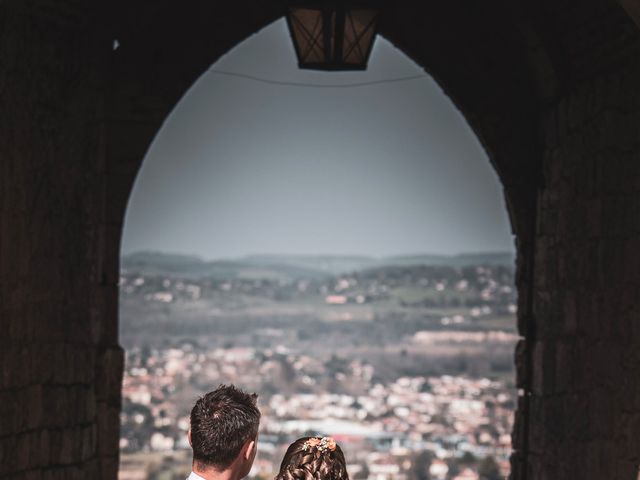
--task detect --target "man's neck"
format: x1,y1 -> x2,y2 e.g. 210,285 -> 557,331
192,465 -> 242,480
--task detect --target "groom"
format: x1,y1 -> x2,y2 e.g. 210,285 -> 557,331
187,384 -> 261,480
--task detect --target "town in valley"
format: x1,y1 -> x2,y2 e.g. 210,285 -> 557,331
118,252 -> 519,480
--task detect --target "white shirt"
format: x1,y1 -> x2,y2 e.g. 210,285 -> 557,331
187,473 -> 207,480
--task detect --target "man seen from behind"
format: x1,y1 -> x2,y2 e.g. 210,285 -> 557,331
188,385 -> 260,480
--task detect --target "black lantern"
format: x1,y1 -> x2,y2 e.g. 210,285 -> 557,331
286,1 -> 380,71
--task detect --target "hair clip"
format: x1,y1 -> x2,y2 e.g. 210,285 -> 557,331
303,436 -> 337,453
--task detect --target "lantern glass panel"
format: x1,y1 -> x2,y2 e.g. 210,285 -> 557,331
289,7 -> 333,64
342,9 -> 377,65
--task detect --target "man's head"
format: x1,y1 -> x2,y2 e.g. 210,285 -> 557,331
189,385 -> 261,476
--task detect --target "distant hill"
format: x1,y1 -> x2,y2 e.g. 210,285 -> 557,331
241,254 -> 376,275
121,251 -> 515,280
381,252 -> 515,268
122,251 -> 205,272
121,251 -> 333,280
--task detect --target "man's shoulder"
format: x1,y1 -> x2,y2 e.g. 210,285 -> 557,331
187,472 -> 207,480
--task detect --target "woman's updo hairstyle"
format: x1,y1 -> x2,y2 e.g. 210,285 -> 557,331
275,437 -> 349,480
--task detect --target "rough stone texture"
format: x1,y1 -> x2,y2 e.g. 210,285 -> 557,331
1,1 -> 640,479
526,57 -> 640,480
516,3 -> 640,478
0,2 -> 123,479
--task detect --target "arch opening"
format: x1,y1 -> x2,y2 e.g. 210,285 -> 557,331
118,19 -> 520,480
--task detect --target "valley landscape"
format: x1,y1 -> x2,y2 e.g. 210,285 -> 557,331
119,252 -> 518,480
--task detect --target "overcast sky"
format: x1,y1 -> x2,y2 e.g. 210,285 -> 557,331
121,19 -> 514,260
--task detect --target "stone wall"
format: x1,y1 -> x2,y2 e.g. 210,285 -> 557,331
0,3 -> 124,479
522,64 -> 640,480
1,1 -> 639,479
509,3 -> 640,479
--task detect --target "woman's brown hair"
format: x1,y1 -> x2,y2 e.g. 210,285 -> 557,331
275,437 -> 349,480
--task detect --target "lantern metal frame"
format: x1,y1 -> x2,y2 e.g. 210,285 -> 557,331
285,1 -> 381,71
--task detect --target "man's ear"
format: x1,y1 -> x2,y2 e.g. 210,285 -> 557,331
243,439 -> 256,461
188,428 -> 192,447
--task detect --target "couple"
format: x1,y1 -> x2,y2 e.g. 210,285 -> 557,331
187,384 -> 348,480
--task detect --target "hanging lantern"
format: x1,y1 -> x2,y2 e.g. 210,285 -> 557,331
286,1 -> 381,71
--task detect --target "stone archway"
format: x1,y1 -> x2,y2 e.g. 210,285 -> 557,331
1,2 -> 640,479
106,6 -> 541,475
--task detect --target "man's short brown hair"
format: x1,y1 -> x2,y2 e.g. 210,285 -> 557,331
190,384 -> 260,470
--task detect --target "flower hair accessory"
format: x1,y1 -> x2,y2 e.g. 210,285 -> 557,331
303,436 -> 337,453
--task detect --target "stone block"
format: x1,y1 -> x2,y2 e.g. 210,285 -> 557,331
564,393 -> 590,441
0,389 -> 18,435
42,386 -> 70,428
96,403 -> 120,457
82,386 -> 97,423
515,338 -> 528,389
532,291 -> 558,340
527,395 -> 545,455
36,429 -> 51,469
532,341 -> 555,395
562,291 -> 578,335
590,388 -> 615,438
25,470 -> 42,480
81,424 -> 97,462
554,341 -> 576,393
512,394 -> 526,450
0,437 -> 11,476
95,346 -> 124,405
26,384 -> 44,430
99,455 -> 120,480
80,459 -> 100,479
14,431 -> 31,472
614,459 -> 638,480
58,428 -> 77,465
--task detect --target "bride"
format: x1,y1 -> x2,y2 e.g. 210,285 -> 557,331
274,437 -> 349,480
